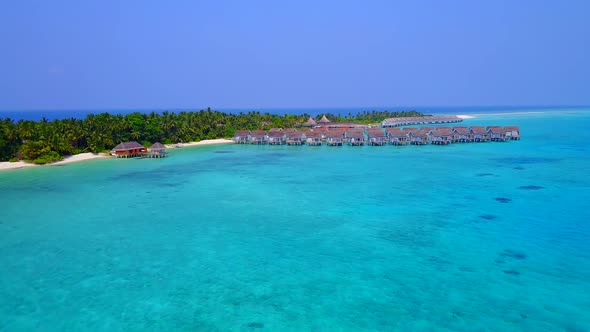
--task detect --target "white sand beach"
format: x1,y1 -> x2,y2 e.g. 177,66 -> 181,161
51,153 -> 109,165
0,161 -> 38,171
0,140 -> 233,172
0,152 -> 109,172
165,138 -> 233,148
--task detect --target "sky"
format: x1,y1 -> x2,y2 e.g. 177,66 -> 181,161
0,0 -> 589,110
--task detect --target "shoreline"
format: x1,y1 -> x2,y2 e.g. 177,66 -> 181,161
0,152 -> 110,172
0,139 -> 233,172
164,138 -> 233,149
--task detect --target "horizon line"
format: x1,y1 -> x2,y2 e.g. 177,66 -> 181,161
1,105 -> 589,113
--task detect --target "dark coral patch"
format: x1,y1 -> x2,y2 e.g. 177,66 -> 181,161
214,150 -> 234,154
503,270 -> 520,275
513,166 -> 525,170
495,197 -> 512,203
479,214 -> 497,220
493,157 -> 560,164
519,185 -> 545,190
247,322 -> 264,328
500,249 -> 527,260
476,173 -> 494,177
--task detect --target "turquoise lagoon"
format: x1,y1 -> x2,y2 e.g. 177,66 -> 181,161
0,111 -> 589,331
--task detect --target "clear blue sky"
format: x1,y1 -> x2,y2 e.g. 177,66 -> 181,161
1,0 -> 588,110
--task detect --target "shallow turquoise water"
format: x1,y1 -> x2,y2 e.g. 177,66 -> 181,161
1,111 -> 589,331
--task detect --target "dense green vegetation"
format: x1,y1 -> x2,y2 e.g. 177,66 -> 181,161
0,108 -> 426,163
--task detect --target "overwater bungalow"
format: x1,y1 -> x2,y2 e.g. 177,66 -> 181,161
249,130 -> 267,144
408,129 -> 429,145
326,130 -> 344,146
429,127 -> 454,145
286,131 -> 304,145
453,126 -> 473,142
504,126 -> 520,140
487,126 -> 507,142
346,129 -> 365,146
111,141 -> 147,158
382,115 -> 462,127
230,123 -> 519,148
470,126 -> 489,142
402,127 -> 420,136
233,130 -> 250,144
367,128 -> 387,146
267,130 -> 286,145
306,130 -> 323,146
386,128 -> 409,145
148,142 -> 168,158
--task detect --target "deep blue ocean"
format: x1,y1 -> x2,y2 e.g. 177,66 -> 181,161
0,106 -> 586,121
0,109 -> 589,331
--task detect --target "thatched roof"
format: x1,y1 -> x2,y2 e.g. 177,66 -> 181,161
304,117 -> 317,126
112,141 -> 144,151
318,115 -> 331,124
150,142 -> 166,150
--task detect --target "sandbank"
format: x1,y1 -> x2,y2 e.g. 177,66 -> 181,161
456,114 -> 476,119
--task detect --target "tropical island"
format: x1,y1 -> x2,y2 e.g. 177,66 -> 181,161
0,109 -> 426,164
